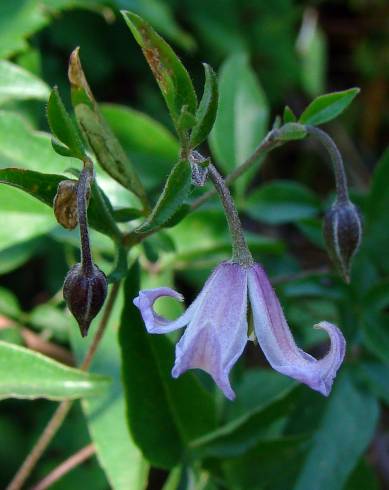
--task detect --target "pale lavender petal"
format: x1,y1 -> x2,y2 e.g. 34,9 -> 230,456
133,261 -> 232,334
248,264 -> 346,396
172,262 -> 248,400
133,287 -> 189,333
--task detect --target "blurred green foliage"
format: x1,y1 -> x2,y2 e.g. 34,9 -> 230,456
0,0 -> 388,489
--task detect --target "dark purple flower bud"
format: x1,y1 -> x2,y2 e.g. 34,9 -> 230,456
63,263 -> 107,337
323,200 -> 362,283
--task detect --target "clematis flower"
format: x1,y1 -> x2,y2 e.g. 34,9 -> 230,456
133,261 -> 346,400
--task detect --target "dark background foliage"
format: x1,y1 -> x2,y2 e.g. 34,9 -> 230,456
0,0 -> 388,489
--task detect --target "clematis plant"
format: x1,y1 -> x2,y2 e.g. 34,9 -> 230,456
134,161 -> 346,399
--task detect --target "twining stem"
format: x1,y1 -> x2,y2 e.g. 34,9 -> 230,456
208,164 -> 253,266
305,125 -> 349,203
6,281 -> 120,490
191,128 -> 282,211
77,163 -> 94,277
31,444 -> 95,490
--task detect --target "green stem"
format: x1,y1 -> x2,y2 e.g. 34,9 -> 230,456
191,128 -> 283,211
208,164 -> 253,266
77,164 -> 94,276
306,125 -> 349,203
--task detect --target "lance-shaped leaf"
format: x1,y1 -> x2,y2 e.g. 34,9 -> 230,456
137,159 -> 192,233
190,63 -> 218,149
293,372 -> 379,490
0,60 -> 50,104
47,86 -> 86,161
283,105 -> 297,123
119,262 -> 217,469
68,48 -> 148,206
299,88 -> 360,126
0,168 -> 121,240
0,341 -> 110,400
122,11 -> 197,134
190,384 -> 297,459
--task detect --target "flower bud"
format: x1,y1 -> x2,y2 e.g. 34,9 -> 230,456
323,200 -> 362,283
63,263 -> 108,336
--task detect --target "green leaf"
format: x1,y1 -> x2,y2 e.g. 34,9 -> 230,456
345,459 -> 380,490
128,0 -> 195,51
0,168 -> 121,240
223,436 -> 308,490
0,110 -> 79,173
47,87 -> 86,160
122,11 -> 197,134
107,245 -> 128,284
0,185 -> 54,250
299,88 -> 360,126
226,369 -> 295,421
0,0 -> 95,59
364,147 -> 389,272
277,123 -> 307,141
245,180 -> 320,224
119,262 -> 217,469
70,284 -> 149,490
355,363 -> 389,405
0,60 -> 49,104
292,372 -> 379,490
112,207 -> 143,222
0,287 -> 20,318
283,106 -> 297,123
137,160 -> 192,233
190,385 -> 297,458
68,49 -> 147,205
361,314 -> 389,364
51,138 -> 75,158
101,103 -> 180,190
0,236 -> 45,275
0,340 -> 110,401
190,63 -> 218,148
296,17 -> 326,97
29,303 -> 70,343
209,53 -> 269,173
162,467 -> 182,490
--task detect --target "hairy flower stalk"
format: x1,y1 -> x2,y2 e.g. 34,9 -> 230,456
306,126 -> 362,282
207,163 -> 253,266
63,162 -> 107,336
134,157 -> 346,399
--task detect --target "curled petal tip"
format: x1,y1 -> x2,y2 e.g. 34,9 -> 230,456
248,266 -> 346,397
133,287 -> 193,334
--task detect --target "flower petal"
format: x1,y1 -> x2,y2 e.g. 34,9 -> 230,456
133,261 -> 233,334
172,262 -> 248,400
133,287 -> 191,333
248,264 -> 346,396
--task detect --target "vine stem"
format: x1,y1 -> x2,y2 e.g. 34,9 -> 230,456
208,164 -> 253,266
191,128 -> 282,211
6,281 -> 120,490
305,125 -> 349,203
77,164 -> 94,276
30,444 -> 95,490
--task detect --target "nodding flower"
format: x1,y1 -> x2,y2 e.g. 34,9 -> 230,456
133,261 -> 346,400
